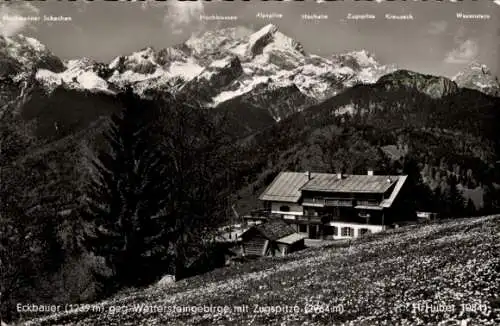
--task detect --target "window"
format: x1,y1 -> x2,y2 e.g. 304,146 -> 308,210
332,226 -> 338,236
280,205 -> 290,212
299,224 -> 307,233
309,225 -> 318,239
341,227 -> 354,237
359,228 -> 371,236
323,226 -> 333,236
323,226 -> 338,239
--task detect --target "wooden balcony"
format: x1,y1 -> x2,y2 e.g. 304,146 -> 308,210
325,199 -> 354,207
356,200 -> 380,207
302,197 -> 354,207
295,214 -> 332,224
303,197 -> 381,208
301,198 -> 323,207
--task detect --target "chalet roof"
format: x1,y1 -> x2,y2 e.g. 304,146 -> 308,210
259,172 -> 408,208
380,175 -> 407,208
300,174 -> 400,193
246,219 -> 297,241
259,172 -> 312,203
277,233 -> 307,245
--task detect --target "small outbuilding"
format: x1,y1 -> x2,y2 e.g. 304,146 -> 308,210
240,219 -> 306,257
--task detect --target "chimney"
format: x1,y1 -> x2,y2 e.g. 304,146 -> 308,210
305,171 -> 311,180
387,177 -> 392,183
367,169 -> 374,176
337,172 -> 342,180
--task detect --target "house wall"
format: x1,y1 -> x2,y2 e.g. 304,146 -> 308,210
264,242 -> 287,257
271,202 -> 304,218
241,230 -> 268,256
275,243 -> 287,257
325,221 -> 384,240
274,240 -> 304,256
383,182 -> 416,224
302,205 -> 384,225
291,221 -> 384,240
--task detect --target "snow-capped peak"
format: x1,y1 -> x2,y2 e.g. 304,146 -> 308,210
17,34 -> 47,52
331,50 -> 381,70
453,62 -> 500,97
12,25 -> 498,128
247,24 -> 279,49
2,34 -> 47,55
106,45 -> 204,95
452,62 -> 489,80
4,28 -> 400,112
128,47 -> 156,65
36,56 -> 114,95
246,24 -> 305,58
65,58 -> 97,71
345,50 -> 379,67
0,34 -> 64,75
185,26 -> 253,57
257,23 -> 278,35
180,25 -> 395,103
208,56 -> 236,69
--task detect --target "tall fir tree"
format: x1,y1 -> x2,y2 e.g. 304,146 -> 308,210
83,88 -> 172,288
444,175 -> 466,218
465,198 -> 477,217
83,89 -> 234,287
151,93 -> 234,280
0,78 -> 66,321
402,155 -> 433,213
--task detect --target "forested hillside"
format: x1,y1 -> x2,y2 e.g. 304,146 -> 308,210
0,84 -> 237,322
233,76 -> 500,216
2,67 -> 500,324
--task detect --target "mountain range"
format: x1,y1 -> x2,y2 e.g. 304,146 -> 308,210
2,25 -> 500,320
2,24 -> 499,128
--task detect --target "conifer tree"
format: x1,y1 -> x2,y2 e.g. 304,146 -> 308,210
84,89 -> 234,286
465,198 -> 477,217
84,88 -> 172,287
151,93 -> 234,280
444,176 -> 466,218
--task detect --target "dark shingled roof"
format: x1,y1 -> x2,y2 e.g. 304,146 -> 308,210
300,174 -> 398,193
253,219 -> 297,241
259,172 -> 311,203
259,172 -> 408,207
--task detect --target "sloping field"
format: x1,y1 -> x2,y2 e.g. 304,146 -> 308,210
26,216 -> 500,326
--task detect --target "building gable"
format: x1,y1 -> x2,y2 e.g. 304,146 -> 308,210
260,171 -> 408,209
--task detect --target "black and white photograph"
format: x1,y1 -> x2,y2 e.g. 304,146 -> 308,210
0,0 -> 499,325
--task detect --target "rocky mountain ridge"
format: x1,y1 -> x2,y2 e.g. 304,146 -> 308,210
1,24 -> 498,123
453,62 -> 500,97
376,70 -> 459,99
1,24 -> 397,122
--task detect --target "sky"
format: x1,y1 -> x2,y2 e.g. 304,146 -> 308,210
0,0 -> 499,78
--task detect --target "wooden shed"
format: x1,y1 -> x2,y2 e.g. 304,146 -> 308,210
240,219 -> 306,257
